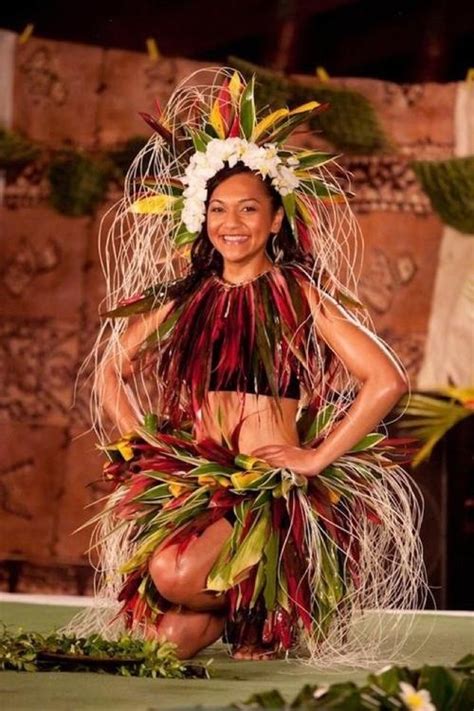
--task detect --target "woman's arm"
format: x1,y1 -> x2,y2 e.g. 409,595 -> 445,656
252,286 -> 408,476
101,301 -> 175,435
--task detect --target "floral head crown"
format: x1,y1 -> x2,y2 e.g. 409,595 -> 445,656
131,70 -> 344,253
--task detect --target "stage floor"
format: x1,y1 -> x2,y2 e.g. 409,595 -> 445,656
0,595 -> 473,710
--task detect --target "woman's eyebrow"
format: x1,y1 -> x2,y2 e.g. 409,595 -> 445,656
209,197 -> 261,203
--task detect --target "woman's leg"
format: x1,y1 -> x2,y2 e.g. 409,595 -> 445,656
148,608 -> 226,659
149,518 -> 232,612
148,517 -> 277,659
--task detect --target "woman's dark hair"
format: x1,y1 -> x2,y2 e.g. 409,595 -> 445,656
168,163 -> 313,303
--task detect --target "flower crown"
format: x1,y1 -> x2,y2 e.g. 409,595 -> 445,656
132,71 -> 344,252
181,138 -> 300,233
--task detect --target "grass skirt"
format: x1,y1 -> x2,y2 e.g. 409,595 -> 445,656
68,423 -> 426,667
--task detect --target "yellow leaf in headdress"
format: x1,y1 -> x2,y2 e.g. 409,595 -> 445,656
251,108 -> 289,141
131,194 -> 178,214
228,71 -> 243,104
295,194 -> 312,225
210,100 -> 226,138
289,100 -> 321,115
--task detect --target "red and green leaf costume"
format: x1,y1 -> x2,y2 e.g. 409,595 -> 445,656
88,265 -> 423,661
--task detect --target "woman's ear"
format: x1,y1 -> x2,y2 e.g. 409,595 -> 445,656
271,206 -> 285,234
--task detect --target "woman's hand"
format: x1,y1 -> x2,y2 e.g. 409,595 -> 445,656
250,444 -> 322,478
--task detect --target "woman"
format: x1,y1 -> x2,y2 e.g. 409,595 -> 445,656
74,69 -> 425,665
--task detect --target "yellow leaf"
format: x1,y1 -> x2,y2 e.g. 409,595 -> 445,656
439,386 -> 474,406
295,194 -> 312,225
216,476 -> 232,488
131,194 -> 177,214
209,100 -> 226,138
289,100 -> 320,115
198,474 -> 217,487
231,471 -> 263,490
169,482 -> 190,497
251,108 -> 289,141
116,440 -> 134,461
328,489 -> 341,505
228,71 -> 243,104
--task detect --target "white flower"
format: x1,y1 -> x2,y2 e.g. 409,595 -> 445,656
313,685 -> 329,699
272,164 -> 300,195
182,195 -> 206,233
180,138 -> 300,233
182,183 -> 208,202
399,682 -> 436,711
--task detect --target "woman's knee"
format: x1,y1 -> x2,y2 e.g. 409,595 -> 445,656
148,547 -> 196,604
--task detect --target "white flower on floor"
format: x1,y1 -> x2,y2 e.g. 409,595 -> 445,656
313,685 -> 329,699
399,682 -> 436,711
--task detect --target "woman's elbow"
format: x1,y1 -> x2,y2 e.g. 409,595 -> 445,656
376,370 -> 408,403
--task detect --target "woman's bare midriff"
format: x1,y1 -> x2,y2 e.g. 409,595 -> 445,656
199,391 -> 300,454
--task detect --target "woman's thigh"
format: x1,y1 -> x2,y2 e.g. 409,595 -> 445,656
149,517 -> 232,611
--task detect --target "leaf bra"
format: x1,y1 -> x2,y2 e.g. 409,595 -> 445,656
138,264 -> 335,424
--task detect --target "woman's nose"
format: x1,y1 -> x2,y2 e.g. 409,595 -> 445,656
221,209 -> 243,229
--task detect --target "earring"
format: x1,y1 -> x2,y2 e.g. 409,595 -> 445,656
271,232 -> 284,263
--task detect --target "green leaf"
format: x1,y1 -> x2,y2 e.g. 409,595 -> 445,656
262,529 -> 279,610
448,677 -> 474,711
349,432 -> 386,452
244,690 -> 286,708
227,508 -> 270,584
296,151 -> 336,169
240,75 -> 256,139
299,178 -> 344,199
418,665 -> 461,711
303,404 -> 336,444
190,129 -> 212,152
282,192 -> 296,233
143,412 -> 158,434
175,222 -> 198,247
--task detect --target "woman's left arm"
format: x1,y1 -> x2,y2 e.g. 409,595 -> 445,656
252,286 -> 408,477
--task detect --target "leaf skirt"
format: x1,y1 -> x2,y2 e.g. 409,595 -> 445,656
71,425 -> 426,666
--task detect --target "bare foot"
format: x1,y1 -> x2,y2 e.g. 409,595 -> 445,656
232,644 -> 278,660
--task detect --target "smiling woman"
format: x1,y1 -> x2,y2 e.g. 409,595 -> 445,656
206,170 -> 284,279
65,68 -> 426,665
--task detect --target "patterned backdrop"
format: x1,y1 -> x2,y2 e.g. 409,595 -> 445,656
0,31 -> 460,592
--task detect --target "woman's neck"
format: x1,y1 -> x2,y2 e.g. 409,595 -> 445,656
222,256 -> 274,285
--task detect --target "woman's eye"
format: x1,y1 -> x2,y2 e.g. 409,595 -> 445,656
242,206 -> 256,212
209,206 -> 223,213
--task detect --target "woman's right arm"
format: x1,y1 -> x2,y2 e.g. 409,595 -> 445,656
101,301 -> 175,435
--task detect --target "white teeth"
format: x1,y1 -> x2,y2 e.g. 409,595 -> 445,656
222,235 -> 248,243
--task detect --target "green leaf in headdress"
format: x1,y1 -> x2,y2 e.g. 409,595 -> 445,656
282,192 -> 296,233
240,75 -> 256,139
190,129 -> 213,152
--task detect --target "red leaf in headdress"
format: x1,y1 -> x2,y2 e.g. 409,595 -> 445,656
138,111 -> 173,144
216,78 -> 233,133
228,111 -> 241,137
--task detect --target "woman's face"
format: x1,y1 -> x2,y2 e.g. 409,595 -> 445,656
206,172 -> 284,266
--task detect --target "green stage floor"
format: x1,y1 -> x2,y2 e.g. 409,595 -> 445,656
0,599 -> 472,711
